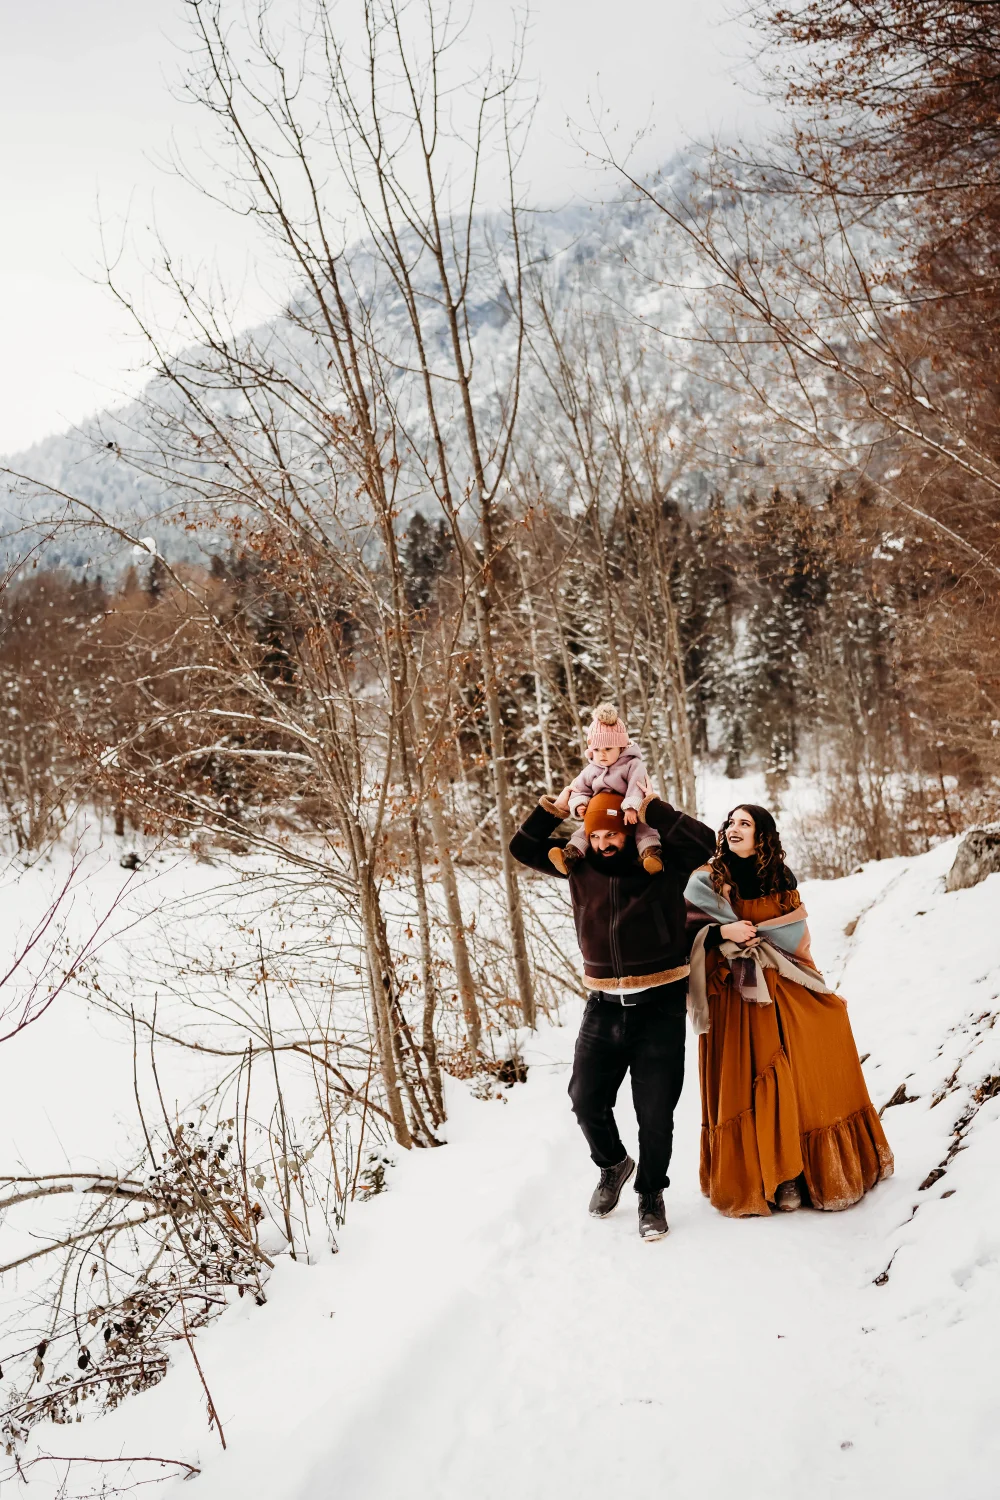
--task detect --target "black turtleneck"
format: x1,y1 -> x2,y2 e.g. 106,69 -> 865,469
726,851 -> 765,899
701,853 -> 797,951
726,852 -> 798,899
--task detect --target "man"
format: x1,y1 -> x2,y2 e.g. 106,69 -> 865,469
510,788 -> 715,1239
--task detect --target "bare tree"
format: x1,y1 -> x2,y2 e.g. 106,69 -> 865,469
512,286 -> 700,808
141,0 -> 537,1024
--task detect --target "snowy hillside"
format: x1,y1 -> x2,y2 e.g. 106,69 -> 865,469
4,827 -> 1000,1498
0,158 -> 728,575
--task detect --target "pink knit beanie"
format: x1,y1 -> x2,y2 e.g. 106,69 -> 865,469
586,703 -> 629,750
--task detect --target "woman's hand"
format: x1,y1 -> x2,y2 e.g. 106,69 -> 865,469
623,808 -> 638,826
720,920 -> 758,946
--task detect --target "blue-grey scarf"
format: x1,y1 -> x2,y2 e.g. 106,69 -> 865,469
684,866 -> 831,1035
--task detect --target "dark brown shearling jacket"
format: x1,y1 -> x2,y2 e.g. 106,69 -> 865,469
509,796 -> 715,992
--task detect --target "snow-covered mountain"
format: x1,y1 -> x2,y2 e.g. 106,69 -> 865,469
0,158 -> 729,575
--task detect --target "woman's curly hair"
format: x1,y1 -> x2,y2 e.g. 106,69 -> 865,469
708,804 -> 796,897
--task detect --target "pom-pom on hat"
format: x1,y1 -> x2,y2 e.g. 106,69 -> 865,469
583,792 -> 625,838
586,703 -> 629,750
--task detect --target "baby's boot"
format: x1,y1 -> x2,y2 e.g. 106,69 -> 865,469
641,846 -> 663,875
548,845 -> 583,876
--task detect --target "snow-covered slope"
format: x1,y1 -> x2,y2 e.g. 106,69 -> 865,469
7,834 -> 1000,1498
0,158 -> 731,574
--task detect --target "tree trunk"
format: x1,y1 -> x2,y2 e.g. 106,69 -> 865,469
427,229 -> 536,1027
547,581 -> 586,755
650,522 -> 697,811
469,585 -> 536,1028
406,804 -> 446,1123
358,867 -> 412,1149
518,549 -> 553,790
661,590 -> 697,811
371,893 -> 437,1145
592,505 -> 627,714
396,717 -> 446,1120
410,689 -> 483,1051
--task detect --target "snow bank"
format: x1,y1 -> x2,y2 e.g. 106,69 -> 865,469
6,836 -> 1000,1498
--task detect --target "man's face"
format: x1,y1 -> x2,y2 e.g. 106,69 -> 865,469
589,828 -> 627,857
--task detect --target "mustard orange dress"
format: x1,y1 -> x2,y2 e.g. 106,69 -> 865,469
699,888 -> 893,1217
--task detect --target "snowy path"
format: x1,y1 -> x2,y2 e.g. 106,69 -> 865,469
17,841 -> 1000,1498
124,1003 -> 992,1500
321,1044 -> 887,1500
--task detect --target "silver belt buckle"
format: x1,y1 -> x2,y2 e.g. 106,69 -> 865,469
620,993 -> 637,1007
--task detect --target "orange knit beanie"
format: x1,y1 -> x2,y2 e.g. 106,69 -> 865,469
583,792 -> 626,837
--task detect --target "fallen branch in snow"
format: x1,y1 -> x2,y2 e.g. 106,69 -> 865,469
179,1296 -> 226,1450
0,1174 -> 156,1212
0,1210 -> 175,1276
18,1452 -> 202,1480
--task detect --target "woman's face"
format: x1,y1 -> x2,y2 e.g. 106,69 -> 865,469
725,808 -> 756,856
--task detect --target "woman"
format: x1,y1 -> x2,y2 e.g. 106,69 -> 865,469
685,805 -> 893,1217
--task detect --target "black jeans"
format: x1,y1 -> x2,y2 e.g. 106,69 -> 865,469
568,982 -> 687,1195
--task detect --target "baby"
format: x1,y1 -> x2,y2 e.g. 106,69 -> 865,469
548,704 -> 664,875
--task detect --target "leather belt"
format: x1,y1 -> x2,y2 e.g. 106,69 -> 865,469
589,988 -> 660,1008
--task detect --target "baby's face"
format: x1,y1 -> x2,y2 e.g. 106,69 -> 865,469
592,746 -> 622,767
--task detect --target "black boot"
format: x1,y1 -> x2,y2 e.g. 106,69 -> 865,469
638,1190 -> 669,1240
588,1154 -> 635,1217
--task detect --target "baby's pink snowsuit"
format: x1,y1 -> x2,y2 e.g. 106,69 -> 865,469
566,744 -> 660,859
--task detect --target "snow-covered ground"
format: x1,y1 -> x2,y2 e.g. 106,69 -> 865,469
5,823 -> 1000,1498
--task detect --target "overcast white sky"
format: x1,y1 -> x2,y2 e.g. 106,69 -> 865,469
0,0 -> 761,457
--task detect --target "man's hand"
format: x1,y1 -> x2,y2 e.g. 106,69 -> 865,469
552,786 -> 573,816
623,808 -> 638,826
720,920 -> 759,946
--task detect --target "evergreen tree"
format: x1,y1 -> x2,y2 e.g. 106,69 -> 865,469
400,514 -> 454,615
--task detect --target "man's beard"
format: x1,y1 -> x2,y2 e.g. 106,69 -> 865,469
587,841 -> 634,873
